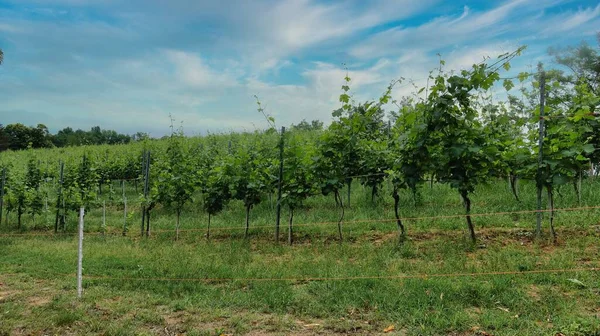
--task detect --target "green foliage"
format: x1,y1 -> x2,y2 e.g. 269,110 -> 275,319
25,158 -> 44,219
155,131 -> 197,216
388,98 -> 428,201
281,133 -> 315,211
0,124 -> 131,151
290,119 -> 324,132
229,139 -> 275,209
419,61 -> 504,195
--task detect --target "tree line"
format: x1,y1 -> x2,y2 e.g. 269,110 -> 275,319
0,120 -> 324,152
0,124 -> 149,151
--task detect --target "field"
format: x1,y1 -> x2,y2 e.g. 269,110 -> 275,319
1,177 -> 599,335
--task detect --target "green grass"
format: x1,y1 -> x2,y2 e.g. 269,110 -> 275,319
1,179 -> 599,335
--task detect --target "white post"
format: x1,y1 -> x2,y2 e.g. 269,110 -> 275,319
77,207 -> 85,298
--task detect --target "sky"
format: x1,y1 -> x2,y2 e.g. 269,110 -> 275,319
0,0 -> 599,136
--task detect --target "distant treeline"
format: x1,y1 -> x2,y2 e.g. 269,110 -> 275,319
0,123 -> 148,151
0,119 -> 323,152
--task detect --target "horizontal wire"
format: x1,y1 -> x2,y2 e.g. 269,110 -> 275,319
4,267 -> 597,283
81,267 -> 600,283
2,204 -> 599,237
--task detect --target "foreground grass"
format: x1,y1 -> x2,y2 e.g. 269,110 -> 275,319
1,179 -> 600,334
1,227 -> 599,335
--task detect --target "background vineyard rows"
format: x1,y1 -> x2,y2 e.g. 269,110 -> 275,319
0,47 -> 599,244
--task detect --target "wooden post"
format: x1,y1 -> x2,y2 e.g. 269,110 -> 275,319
141,150 -> 147,236
102,200 -> 106,236
535,70 -> 546,239
275,126 -> 285,242
122,180 -> 127,236
0,168 -> 5,225
144,151 -> 151,237
288,208 -> 294,245
77,207 -> 84,298
347,179 -> 351,207
54,162 -> 64,233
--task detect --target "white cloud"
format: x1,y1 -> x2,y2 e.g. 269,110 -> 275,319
0,23 -> 22,33
164,50 -> 240,89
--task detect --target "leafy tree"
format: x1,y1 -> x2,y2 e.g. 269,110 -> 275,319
155,130 -> 197,240
414,51 -> 522,243
5,178 -> 26,228
133,132 -> 150,142
549,35 -> 600,95
0,124 -> 9,152
354,100 -> 392,202
331,76 -> 398,205
60,164 -> 83,228
313,131 -> 347,241
2,124 -> 53,150
201,161 -> 232,240
281,133 -> 315,244
230,140 -> 275,238
480,101 -> 530,202
30,124 -> 54,148
387,100 -> 429,240
51,126 -> 131,148
291,119 -> 324,131
25,158 -> 44,224
4,123 -> 33,150
531,69 -> 596,240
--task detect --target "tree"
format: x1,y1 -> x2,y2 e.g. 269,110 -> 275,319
201,161 -> 232,240
230,140 -> 275,238
413,50 -> 523,243
155,130 -> 197,240
291,119 -> 324,131
5,177 -> 27,228
51,126 -> 131,147
281,133 -> 315,245
481,101 -> 530,202
0,124 -> 9,152
330,75 -> 398,206
313,131 -> 347,241
387,100 -> 429,240
25,158 -> 44,224
4,123 -> 32,150
549,35 -> 600,95
133,132 -> 150,142
530,67 -> 597,240
77,154 -> 99,209
31,124 -> 54,148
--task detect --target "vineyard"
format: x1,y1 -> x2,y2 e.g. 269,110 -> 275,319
1,50 -> 600,335
1,49 -> 599,242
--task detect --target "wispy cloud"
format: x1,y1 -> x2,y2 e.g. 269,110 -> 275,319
542,3 -> 600,34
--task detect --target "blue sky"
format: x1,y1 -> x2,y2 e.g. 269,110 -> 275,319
0,0 -> 599,136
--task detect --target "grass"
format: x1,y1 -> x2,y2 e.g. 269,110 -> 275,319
0,178 -> 599,335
